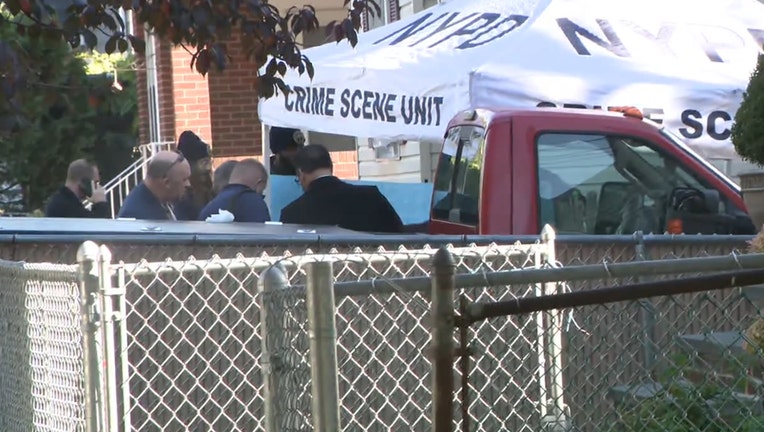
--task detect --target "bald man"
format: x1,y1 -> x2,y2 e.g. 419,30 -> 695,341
213,160 -> 238,194
117,151 -> 191,220
198,158 -> 270,222
45,159 -> 110,218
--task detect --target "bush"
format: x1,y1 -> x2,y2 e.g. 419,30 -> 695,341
0,16 -> 95,211
79,53 -> 139,184
731,53 -> 764,166
611,355 -> 764,432
0,14 -> 137,212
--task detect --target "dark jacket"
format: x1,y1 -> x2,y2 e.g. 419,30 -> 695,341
280,176 -> 404,233
117,183 -> 172,220
198,184 -> 271,222
174,191 -> 202,221
44,186 -> 110,219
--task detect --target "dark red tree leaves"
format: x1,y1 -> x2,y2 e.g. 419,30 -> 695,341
1,0 -> 381,99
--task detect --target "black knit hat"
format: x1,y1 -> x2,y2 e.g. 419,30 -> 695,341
269,127 -> 306,154
177,130 -> 211,163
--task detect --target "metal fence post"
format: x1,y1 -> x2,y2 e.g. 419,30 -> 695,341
634,231 -> 657,377
534,232 -> 549,424
97,245 -> 121,432
114,256 -> 132,432
540,225 -> 572,432
431,247 -> 456,432
305,261 -> 341,432
258,263 -> 289,432
77,241 -> 105,432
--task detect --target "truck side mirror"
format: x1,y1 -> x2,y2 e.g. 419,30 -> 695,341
670,187 -> 719,214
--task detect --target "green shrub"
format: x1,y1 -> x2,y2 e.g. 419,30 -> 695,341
610,355 -> 764,432
0,12 -> 137,212
79,53 -> 139,184
731,53 -> 764,166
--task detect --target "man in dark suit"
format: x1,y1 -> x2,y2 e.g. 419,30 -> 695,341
280,144 -> 404,233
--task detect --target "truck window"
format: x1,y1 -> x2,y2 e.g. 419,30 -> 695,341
536,133 -> 742,234
431,126 -> 485,226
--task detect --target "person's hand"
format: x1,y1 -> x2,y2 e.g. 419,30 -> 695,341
90,184 -> 107,203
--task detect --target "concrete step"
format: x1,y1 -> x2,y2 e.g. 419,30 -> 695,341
677,331 -> 764,393
679,331 -> 747,357
609,381 -> 663,406
609,381 -> 764,417
682,366 -> 763,394
678,331 -> 757,367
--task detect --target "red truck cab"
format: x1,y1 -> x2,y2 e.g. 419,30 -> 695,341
429,107 -> 755,235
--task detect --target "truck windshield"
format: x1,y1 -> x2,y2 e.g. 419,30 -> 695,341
431,125 -> 485,226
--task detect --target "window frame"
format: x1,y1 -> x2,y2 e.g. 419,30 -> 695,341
533,130 -> 732,234
430,125 -> 486,227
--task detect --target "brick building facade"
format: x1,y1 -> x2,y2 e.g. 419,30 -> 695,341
133,25 -> 359,178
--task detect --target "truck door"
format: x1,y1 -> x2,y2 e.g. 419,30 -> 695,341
534,132 -> 755,235
429,125 -> 486,234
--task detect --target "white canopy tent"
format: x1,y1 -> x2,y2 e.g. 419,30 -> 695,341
258,0 -> 764,160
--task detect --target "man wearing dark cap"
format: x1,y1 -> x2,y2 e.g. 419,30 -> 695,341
280,144 -> 404,233
174,130 -> 215,220
269,126 -> 306,176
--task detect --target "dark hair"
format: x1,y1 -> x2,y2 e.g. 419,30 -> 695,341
293,144 -> 333,174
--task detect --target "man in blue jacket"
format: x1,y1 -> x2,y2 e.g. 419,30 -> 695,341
198,158 -> 270,222
118,151 -> 191,220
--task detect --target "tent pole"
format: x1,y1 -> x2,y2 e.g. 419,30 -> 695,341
262,123 -> 272,212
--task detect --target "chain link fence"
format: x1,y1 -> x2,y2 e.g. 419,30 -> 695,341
113,241 -> 548,431
451,247 -> 764,432
0,232 -> 758,432
101,233 -> 758,432
0,260 -> 83,432
0,232 -> 749,265
565,286 -> 764,432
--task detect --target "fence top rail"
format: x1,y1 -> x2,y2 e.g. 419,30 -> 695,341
0,260 -> 79,280
328,250 -> 764,298
0,233 -> 753,246
113,243 -> 545,276
466,267 -> 764,322
0,218 -> 752,246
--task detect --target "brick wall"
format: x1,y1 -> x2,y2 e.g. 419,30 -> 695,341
207,32 -> 262,158
332,150 -> 360,178
133,20 -> 359,179
157,41 -> 176,142
171,45 -> 212,141
135,23 -> 148,145
134,26 -> 176,144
